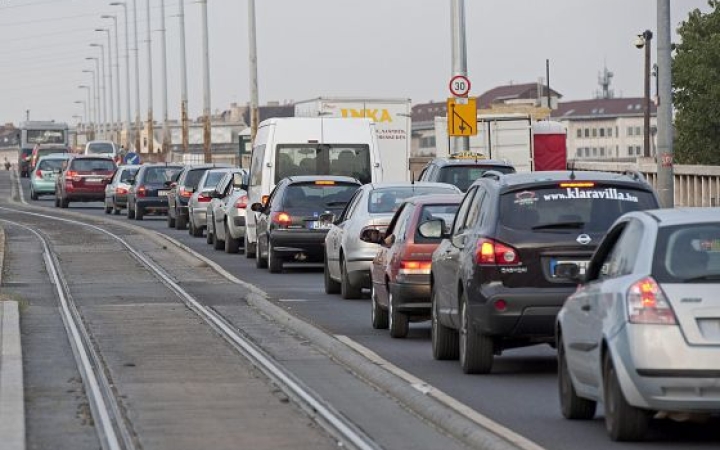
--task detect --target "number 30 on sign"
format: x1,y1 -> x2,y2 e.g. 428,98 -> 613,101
449,75 -> 471,97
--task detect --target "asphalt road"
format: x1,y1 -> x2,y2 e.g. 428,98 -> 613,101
16,176 -> 720,450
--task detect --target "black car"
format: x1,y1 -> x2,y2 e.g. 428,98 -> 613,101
416,155 -> 516,192
167,163 -> 230,230
126,163 -> 183,220
18,147 -> 33,177
251,175 -> 361,273
427,170 -> 660,374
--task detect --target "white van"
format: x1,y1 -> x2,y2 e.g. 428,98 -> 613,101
84,140 -> 119,160
244,117 -> 382,256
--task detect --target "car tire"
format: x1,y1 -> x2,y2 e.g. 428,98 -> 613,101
30,188 -> 38,201
268,240 -> 283,273
340,256 -> 361,299
224,222 -> 240,253
459,292 -> 494,374
207,221 -> 215,245
104,199 -> 112,214
127,201 -> 136,219
388,290 -> 409,338
60,197 -> 69,209
324,254 -> 341,294
135,204 -> 144,221
113,204 -> 121,215
192,220 -> 204,237
603,352 -> 649,441
166,210 -> 175,228
255,237 -> 268,268
175,211 -> 187,230
213,228 -> 225,250
245,233 -> 256,259
558,335 -> 597,420
431,283 -> 459,360
371,285 -> 389,329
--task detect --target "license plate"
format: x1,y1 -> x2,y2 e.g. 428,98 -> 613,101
550,259 -> 589,277
307,221 -> 332,230
158,190 -> 169,197
85,178 -> 103,185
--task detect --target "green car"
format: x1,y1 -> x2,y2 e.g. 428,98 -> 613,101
30,154 -> 72,200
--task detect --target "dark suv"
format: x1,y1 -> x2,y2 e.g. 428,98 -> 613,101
416,155 -> 515,192
167,164 -> 231,230
126,164 -> 183,220
427,170 -> 660,374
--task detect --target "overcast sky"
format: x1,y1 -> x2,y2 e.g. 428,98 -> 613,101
0,0 -> 711,125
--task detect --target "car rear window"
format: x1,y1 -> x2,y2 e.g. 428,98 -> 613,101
70,159 -> 115,172
120,167 -> 139,182
282,181 -> 359,212
438,165 -> 515,192
37,159 -> 65,171
369,186 -> 458,214
202,171 -> 227,188
143,167 -> 181,184
499,183 -> 658,233
183,168 -> 210,189
38,148 -> 68,157
652,223 -> 720,283
415,204 -> 460,243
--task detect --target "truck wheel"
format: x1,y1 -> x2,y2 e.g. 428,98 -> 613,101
224,223 -> 240,253
459,292 -> 494,374
431,283 -> 459,360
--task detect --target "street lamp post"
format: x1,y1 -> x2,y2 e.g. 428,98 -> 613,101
102,15 -> 123,145
96,30 -> 115,143
89,45 -> 107,140
656,0 -> 674,207
200,0 -> 212,163
635,30 -> 653,158
145,0 -> 154,155
178,0 -> 189,156
450,0 -> 470,152
109,2 -> 133,151
159,0 -> 170,158
79,84 -> 94,140
248,0 -> 259,144
85,57 -> 103,139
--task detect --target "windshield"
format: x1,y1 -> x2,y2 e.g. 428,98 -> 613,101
499,184 -> 658,232
37,159 -> 66,171
203,171 -> 227,188
369,186 -> 459,214
143,166 -> 181,184
275,144 -> 371,184
282,182 -> 359,212
438,165 -> 515,192
184,168 -> 210,189
87,143 -> 115,154
27,129 -> 65,144
70,159 -> 115,172
120,168 -> 139,182
653,223 -> 720,283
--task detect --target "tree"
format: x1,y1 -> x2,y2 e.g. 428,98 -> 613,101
673,0 -> 720,165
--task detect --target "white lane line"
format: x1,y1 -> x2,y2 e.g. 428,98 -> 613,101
336,335 -> 546,450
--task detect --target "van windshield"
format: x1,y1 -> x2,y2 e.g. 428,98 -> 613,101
275,144 -> 371,185
87,143 -> 115,154
438,165 -> 516,192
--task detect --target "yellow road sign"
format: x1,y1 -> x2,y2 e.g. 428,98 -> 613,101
447,98 -> 477,137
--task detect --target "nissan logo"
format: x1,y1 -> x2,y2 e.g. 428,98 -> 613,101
576,234 -> 592,245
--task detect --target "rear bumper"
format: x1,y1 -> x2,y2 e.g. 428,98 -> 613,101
390,282 -> 431,312
190,207 -> 207,228
270,230 -> 328,261
136,197 -> 170,210
64,191 -> 105,202
30,180 -> 56,194
227,216 -> 246,239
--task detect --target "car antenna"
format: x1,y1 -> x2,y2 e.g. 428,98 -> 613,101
568,160 -> 577,181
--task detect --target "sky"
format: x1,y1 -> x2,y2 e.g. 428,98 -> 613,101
0,0 -> 711,126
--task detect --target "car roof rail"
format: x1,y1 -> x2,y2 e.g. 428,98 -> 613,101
481,170 -> 505,181
622,170 -> 646,183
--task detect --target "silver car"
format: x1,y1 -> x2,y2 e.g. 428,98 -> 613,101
207,169 -> 249,253
188,168 -> 237,237
556,208 -> 720,442
104,165 -> 139,214
324,182 -> 461,299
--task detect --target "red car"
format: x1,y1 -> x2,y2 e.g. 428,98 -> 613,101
365,194 -> 462,338
55,156 -> 116,208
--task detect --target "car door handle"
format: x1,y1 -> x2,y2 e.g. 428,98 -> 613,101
581,304 -> 591,312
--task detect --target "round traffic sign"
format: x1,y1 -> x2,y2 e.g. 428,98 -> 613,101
449,75 -> 471,97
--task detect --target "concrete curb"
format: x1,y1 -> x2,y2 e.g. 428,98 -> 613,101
0,226 -> 26,450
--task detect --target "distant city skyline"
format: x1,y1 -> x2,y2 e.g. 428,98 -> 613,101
0,0 -> 710,125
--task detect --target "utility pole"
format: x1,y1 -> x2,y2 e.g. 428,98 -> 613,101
110,2 -> 132,150
636,30 -> 653,158
248,0 -> 259,144
656,0 -> 674,207
160,0 -> 170,159
178,0 -> 189,156
132,0 -> 142,153
200,0 -> 212,163
450,0 -> 470,152
146,0 -> 154,155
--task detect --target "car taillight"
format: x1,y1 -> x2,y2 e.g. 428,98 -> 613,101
399,261 -> 432,275
65,170 -> 78,181
627,277 -> 676,325
197,192 -> 211,203
136,186 -> 147,198
271,211 -> 292,228
116,187 -> 128,195
180,187 -> 193,198
475,238 -> 522,265
235,195 -> 248,209
35,169 -> 42,179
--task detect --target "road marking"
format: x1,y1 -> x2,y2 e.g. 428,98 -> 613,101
335,335 -> 546,450
278,298 -> 311,303
11,171 -> 28,206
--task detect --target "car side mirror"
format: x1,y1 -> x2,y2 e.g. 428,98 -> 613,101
451,234 -> 465,249
170,182 -> 177,189
318,212 -> 336,226
360,228 -> 383,244
250,202 -> 264,212
234,183 -> 248,191
418,219 -> 446,239
554,263 -> 584,283
210,189 -> 222,199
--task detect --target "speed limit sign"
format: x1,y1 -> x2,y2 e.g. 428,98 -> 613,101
449,75 -> 471,97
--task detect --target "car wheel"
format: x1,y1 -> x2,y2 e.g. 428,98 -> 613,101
255,236 -> 268,268
207,220 -> 215,245
340,256 -> 362,299
54,195 -> 59,207
104,199 -> 112,214
324,253 -> 341,294
166,210 -> 175,227
30,188 -> 38,201
175,211 -> 187,230
603,352 -> 649,441
60,197 -> 69,208
459,291 -> 494,374
245,233 -> 256,259
388,289 -> 409,338
431,283 -> 459,360
135,204 -> 144,221
213,227 -> 225,250
268,240 -> 283,273
127,201 -> 135,219
558,335 -> 597,420
371,285 -> 388,329
113,202 -> 121,215
192,220 -> 204,237
224,222 -> 240,253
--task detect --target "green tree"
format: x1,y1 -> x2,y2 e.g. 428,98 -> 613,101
673,0 -> 720,165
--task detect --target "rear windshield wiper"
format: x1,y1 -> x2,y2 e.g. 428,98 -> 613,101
682,274 -> 720,282
532,221 -> 585,230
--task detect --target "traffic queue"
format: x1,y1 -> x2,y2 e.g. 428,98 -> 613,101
25,135 -> 720,443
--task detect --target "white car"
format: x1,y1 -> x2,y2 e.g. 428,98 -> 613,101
206,169 -> 249,253
188,168 -> 237,237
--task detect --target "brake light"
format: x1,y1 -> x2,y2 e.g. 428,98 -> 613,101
271,211 -> 292,228
559,182 -> 595,188
65,170 -> 78,181
136,186 -> 147,198
475,238 -> 521,265
180,187 -> 193,198
399,261 -> 432,275
315,180 -> 335,185
197,192 -> 212,203
35,169 -> 42,179
116,187 -> 127,195
235,195 -> 248,209
627,277 -> 676,325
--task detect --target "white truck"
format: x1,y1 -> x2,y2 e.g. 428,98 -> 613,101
294,97 -> 412,181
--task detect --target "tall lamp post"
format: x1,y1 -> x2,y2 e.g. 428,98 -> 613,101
178,0 -> 189,156
635,30 -> 653,158
145,0 -> 154,155
159,0 -> 170,158
450,0 -> 470,152
200,0 -> 212,163
89,46 -> 107,140
109,2 -> 133,150
85,58 -> 103,139
101,15 -> 123,145
95,30 -> 115,143
79,84 -> 94,140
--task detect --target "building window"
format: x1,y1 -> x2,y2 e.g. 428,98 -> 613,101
607,128 -> 613,137
599,128 -> 605,137
576,148 -> 582,157
592,148 -> 597,156
584,148 -> 590,157
627,127 -> 633,136
584,128 -> 590,138
592,128 -> 597,137
576,129 -> 582,138
600,147 -> 605,156
636,146 -> 643,155
635,126 -> 642,136
628,146 -> 634,156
